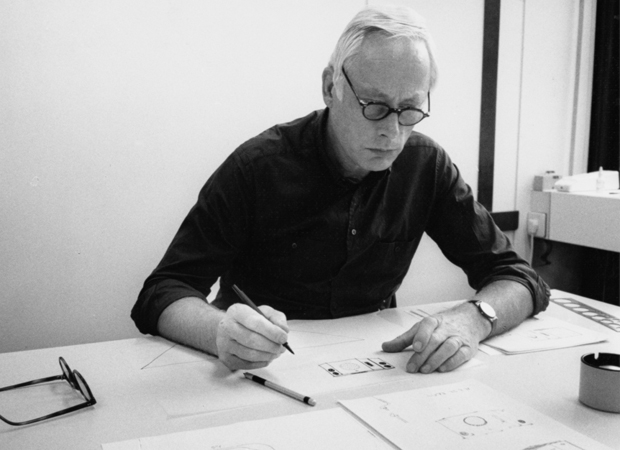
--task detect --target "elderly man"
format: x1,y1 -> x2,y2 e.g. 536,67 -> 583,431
132,5 -> 549,374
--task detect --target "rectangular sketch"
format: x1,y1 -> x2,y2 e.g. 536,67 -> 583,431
320,358 -> 395,377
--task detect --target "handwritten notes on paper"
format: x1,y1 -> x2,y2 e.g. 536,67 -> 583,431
339,380 -> 612,450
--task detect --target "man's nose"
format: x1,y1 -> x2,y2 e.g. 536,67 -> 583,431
377,111 -> 402,139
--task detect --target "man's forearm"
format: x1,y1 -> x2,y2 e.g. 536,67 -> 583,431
157,297 -> 225,356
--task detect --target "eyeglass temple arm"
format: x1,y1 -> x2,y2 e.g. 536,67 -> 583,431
0,400 -> 95,426
0,375 -> 63,392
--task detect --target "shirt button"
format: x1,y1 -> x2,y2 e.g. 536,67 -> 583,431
351,229 -> 357,235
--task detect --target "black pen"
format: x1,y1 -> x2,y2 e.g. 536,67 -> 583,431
244,372 -> 316,406
232,284 -> 294,355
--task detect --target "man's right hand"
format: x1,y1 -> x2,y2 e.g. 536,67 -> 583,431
216,303 -> 289,371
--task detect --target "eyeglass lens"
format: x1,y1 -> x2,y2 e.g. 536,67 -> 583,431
342,67 -> 429,126
73,371 -> 94,402
58,357 -> 93,402
363,104 -> 425,126
59,357 -> 75,387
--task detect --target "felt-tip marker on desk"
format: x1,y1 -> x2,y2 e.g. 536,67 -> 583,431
244,372 -> 316,406
232,284 -> 294,355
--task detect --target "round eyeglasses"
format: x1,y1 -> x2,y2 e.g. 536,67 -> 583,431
342,67 -> 430,127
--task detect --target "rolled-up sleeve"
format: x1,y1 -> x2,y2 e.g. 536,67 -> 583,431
131,152 -> 252,335
426,150 -> 550,315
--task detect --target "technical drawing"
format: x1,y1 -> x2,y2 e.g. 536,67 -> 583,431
520,327 -> 580,341
437,409 -> 532,439
320,358 -> 395,377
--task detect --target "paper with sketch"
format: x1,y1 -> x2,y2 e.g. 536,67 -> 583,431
483,316 -> 607,354
384,301 -> 607,355
135,311 -> 478,417
245,313 -> 413,397
134,312 -> 408,417
339,379 -> 612,450
251,311 -> 481,396
102,408 -> 393,450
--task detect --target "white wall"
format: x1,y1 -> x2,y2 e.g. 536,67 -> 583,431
495,0 -> 595,258
0,0 -> 593,353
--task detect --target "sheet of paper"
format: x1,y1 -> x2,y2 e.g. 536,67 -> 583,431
340,379 -> 613,450
102,408 -> 393,450
120,337 -> 278,417
382,301 -> 608,355
116,336 -> 212,371
483,316 -> 607,354
251,311 -> 480,396
134,311 -> 479,417
132,313 -> 407,417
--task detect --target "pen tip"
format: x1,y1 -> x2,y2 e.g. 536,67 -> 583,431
284,343 -> 295,354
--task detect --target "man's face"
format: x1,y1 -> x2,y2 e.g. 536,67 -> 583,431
323,34 -> 431,179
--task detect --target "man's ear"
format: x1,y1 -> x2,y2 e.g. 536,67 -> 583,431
321,66 -> 335,108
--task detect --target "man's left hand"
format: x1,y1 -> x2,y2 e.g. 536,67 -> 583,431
381,304 -> 489,373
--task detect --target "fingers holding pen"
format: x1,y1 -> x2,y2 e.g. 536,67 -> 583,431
217,304 -> 289,371
258,304 -> 289,334
227,303 -> 289,352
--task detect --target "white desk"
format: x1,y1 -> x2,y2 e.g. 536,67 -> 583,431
1,290 -> 619,449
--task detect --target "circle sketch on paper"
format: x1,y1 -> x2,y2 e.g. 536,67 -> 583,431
463,415 -> 488,427
437,409 -> 532,439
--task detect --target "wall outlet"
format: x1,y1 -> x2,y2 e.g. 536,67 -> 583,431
527,212 -> 547,238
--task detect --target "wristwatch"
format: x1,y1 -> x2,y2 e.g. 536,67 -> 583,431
468,300 -> 497,335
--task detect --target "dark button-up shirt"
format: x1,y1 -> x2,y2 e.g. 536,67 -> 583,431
131,109 -> 549,335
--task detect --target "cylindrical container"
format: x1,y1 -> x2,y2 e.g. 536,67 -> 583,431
579,353 -> 620,413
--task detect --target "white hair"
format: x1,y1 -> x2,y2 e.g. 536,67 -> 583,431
328,5 -> 438,98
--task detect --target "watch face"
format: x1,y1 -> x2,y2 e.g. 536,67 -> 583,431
479,302 -> 496,318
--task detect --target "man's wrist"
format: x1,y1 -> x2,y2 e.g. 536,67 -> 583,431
466,300 -> 497,340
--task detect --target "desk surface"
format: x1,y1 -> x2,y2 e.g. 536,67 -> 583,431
1,290 -> 619,449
